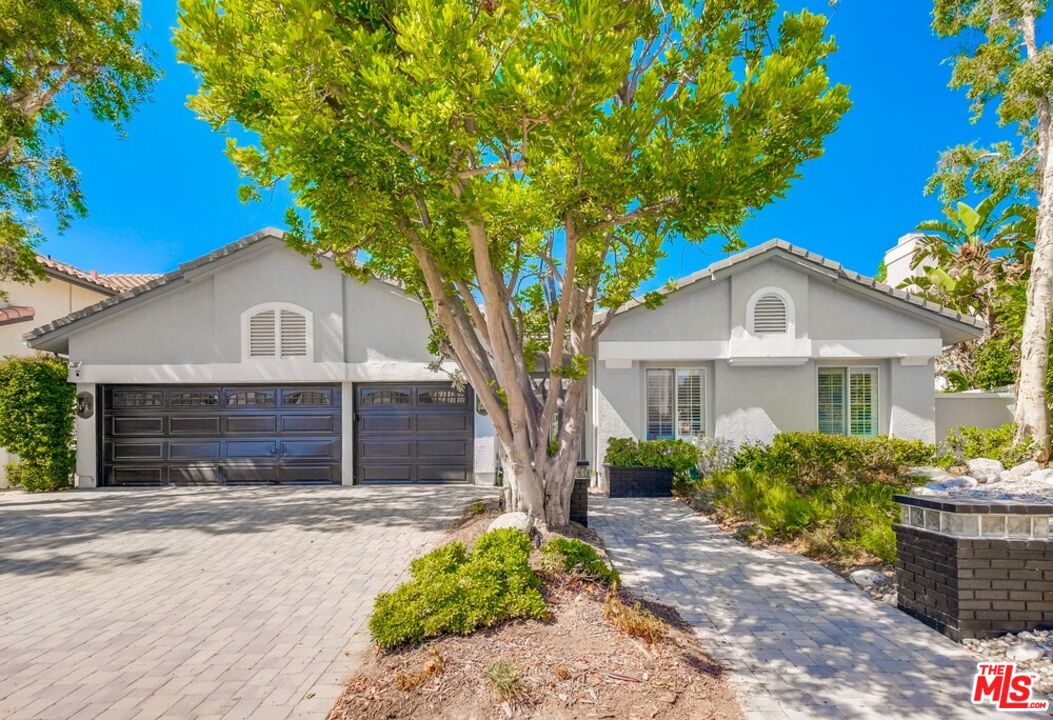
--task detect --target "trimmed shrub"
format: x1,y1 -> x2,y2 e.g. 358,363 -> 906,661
369,529 -> 547,650
695,436 -> 737,478
943,423 -> 1035,468
604,438 -> 698,487
731,432 -> 945,490
539,537 -> 620,585
0,356 -> 75,492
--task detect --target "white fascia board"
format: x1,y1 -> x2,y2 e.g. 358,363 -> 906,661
598,337 -> 944,363
68,360 -> 460,384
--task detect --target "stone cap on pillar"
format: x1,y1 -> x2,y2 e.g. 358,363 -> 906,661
893,493 -> 1053,540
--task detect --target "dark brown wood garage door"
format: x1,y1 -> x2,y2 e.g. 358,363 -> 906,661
101,385 -> 341,486
355,383 -> 474,483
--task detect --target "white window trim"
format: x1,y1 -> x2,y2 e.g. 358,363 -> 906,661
644,366 -> 706,441
816,365 -> 879,437
745,286 -> 795,337
241,302 -> 314,361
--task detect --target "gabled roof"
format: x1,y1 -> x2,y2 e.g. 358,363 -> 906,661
609,238 -> 985,339
37,256 -> 161,295
26,228 -> 285,349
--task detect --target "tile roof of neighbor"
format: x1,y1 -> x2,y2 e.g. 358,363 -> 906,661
25,230 -> 985,347
37,255 -> 162,295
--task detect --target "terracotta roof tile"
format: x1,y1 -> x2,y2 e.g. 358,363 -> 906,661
36,256 -> 161,294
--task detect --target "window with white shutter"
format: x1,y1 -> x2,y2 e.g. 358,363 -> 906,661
243,303 -> 312,360
817,366 -> 877,437
646,368 -> 704,441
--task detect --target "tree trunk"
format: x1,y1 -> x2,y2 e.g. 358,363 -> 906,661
1014,14 -> 1053,459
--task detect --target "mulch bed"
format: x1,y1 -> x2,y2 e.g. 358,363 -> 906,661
327,501 -> 743,720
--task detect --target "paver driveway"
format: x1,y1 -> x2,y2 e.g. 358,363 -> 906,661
591,496 -> 1026,720
0,485 -> 492,720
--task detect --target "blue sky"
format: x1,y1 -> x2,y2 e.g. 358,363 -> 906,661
36,0 -> 1010,286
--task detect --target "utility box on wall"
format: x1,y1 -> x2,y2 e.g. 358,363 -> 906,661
893,494 -> 1053,641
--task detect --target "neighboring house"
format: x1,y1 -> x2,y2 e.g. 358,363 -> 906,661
0,257 -> 158,487
24,230 -> 982,489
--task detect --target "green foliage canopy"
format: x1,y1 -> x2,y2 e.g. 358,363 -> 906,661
0,0 -> 157,281
0,355 -> 75,491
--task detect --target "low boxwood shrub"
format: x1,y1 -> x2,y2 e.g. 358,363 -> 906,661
539,537 -> 620,585
943,423 -> 1035,468
368,528 -> 547,650
0,356 -> 75,492
604,438 -> 698,487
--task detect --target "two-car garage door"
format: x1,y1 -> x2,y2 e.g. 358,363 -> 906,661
100,382 -> 474,486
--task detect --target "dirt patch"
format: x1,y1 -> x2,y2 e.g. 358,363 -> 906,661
328,581 -> 742,720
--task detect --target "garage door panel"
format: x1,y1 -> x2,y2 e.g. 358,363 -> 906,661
417,439 -> 471,458
281,414 -> 335,433
222,463 -> 278,483
417,464 -> 472,483
170,465 -> 223,485
112,416 -> 165,436
280,439 -> 339,460
225,415 -> 278,434
108,466 -> 164,486
101,384 -> 340,486
360,440 -> 412,459
170,416 -> 221,435
416,414 -> 471,433
358,414 -> 412,433
170,441 -> 222,460
358,464 -> 413,483
112,442 -> 165,461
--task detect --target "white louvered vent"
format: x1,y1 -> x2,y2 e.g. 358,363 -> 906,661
248,310 -> 277,358
279,309 -> 308,358
752,293 -> 788,334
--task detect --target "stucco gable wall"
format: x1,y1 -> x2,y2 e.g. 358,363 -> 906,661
0,278 -> 107,358
66,242 -> 433,366
807,278 -> 937,340
599,274 -> 731,342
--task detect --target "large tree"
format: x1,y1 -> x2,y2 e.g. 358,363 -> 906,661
0,0 -> 157,282
176,0 -> 849,526
930,0 -> 1053,457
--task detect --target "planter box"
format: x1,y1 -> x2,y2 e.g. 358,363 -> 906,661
570,475 -> 589,526
605,465 -> 673,498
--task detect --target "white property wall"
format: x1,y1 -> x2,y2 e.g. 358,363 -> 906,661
935,392 -> 1015,441
58,238 -> 497,487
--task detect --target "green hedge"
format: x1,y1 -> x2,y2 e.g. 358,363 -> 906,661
368,529 -> 547,650
943,423 -> 1035,468
604,438 -> 698,486
0,356 -> 75,492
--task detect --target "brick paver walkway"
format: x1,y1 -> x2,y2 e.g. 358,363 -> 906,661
591,496 -> 1022,719
0,485 -> 491,720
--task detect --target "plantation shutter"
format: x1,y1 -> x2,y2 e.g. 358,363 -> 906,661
279,309 -> 308,358
817,367 -> 846,435
646,369 -> 674,440
752,293 -> 788,334
849,368 -> 877,437
248,310 -> 277,358
675,369 -> 703,440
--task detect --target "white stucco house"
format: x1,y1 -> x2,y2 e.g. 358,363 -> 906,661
24,229 -> 983,489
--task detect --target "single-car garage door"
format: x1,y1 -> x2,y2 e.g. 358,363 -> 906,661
101,384 -> 341,486
355,383 -> 474,483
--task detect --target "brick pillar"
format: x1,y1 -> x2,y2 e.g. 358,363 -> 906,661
893,494 -> 1053,641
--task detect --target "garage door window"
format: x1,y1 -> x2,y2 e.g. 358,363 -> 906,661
360,388 -> 410,406
283,390 -> 331,406
419,388 -> 466,405
226,389 -> 275,406
242,302 -> 313,360
113,389 -> 162,408
170,391 -> 219,407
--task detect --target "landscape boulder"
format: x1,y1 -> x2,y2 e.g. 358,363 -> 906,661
966,458 -> 1004,484
488,512 -> 534,535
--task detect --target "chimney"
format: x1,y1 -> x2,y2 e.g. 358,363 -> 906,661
883,232 -> 926,291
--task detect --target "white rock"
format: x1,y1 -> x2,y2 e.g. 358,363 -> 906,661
1002,461 -> 1042,480
909,466 -> 954,483
1027,468 -> 1053,485
967,458 -> 1005,484
487,512 -> 533,534
850,569 -> 887,590
912,485 -> 945,497
1007,644 -> 1046,662
936,476 -> 979,492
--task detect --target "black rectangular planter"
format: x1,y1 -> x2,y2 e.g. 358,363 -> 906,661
569,475 -> 589,526
605,465 -> 673,498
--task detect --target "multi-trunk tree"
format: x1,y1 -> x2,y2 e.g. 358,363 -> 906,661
176,0 -> 849,526
930,0 -> 1053,457
0,0 -> 157,282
